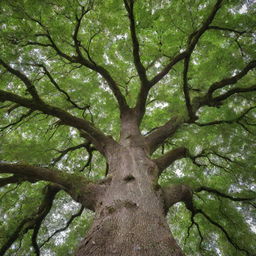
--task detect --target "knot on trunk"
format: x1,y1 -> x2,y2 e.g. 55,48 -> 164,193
124,174 -> 135,182
105,200 -> 138,214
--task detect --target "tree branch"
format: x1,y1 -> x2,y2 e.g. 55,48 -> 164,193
30,184 -> 61,256
40,205 -> 84,248
134,84 -> 151,125
195,106 -> 256,132
0,109 -> 34,131
207,60 -> 256,98
126,0 -> 223,124
40,64 -> 89,111
148,51 -> 188,87
145,116 -> 184,154
154,147 -> 187,175
0,58 -> 41,101
24,14 -> 129,112
163,182 -> 253,255
181,0 -> 224,120
0,175 -> 36,187
161,184 -> 194,214
0,163 -> 101,210
183,56 -> 194,121
79,145 -> 95,172
0,89 -> 110,152
71,5 -> 127,109
91,65 -> 129,112
134,52 -> 187,125
72,6 -> 91,62
197,209 -> 251,255
149,0 -> 223,88
123,0 -> 151,124
51,142 -> 91,165
0,184 -> 20,203
194,60 -> 256,109
142,1 -> 223,135
123,0 -> 148,86
207,25 -> 247,35
0,184 -> 60,256
185,213 -> 204,250
187,0 -> 223,51
0,58 -> 109,150
195,186 -> 255,202
213,84 -> 256,103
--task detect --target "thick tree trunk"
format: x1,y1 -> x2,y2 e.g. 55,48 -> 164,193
75,144 -> 184,256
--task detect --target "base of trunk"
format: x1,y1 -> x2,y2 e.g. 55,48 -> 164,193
75,207 -> 184,256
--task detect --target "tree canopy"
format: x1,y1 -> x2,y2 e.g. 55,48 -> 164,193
0,0 -> 256,255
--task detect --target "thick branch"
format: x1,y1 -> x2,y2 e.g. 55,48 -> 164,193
134,85 -> 150,125
123,0 -> 150,123
0,163 -> 64,185
0,89 -> 110,152
145,116 -> 184,154
0,176 -> 20,187
124,0 -> 148,85
154,147 -> 187,175
161,184 -> 193,214
134,0 -> 223,121
134,52 -> 187,125
0,163 -> 100,210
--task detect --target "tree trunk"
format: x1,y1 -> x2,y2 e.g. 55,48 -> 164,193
75,144 -> 184,256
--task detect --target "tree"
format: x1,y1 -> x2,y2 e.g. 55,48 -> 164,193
0,0 -> 255,255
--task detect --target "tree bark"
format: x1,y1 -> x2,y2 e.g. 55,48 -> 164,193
75,144 -> 184,256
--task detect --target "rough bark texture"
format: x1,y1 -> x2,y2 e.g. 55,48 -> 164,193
75,113 -> 184,256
